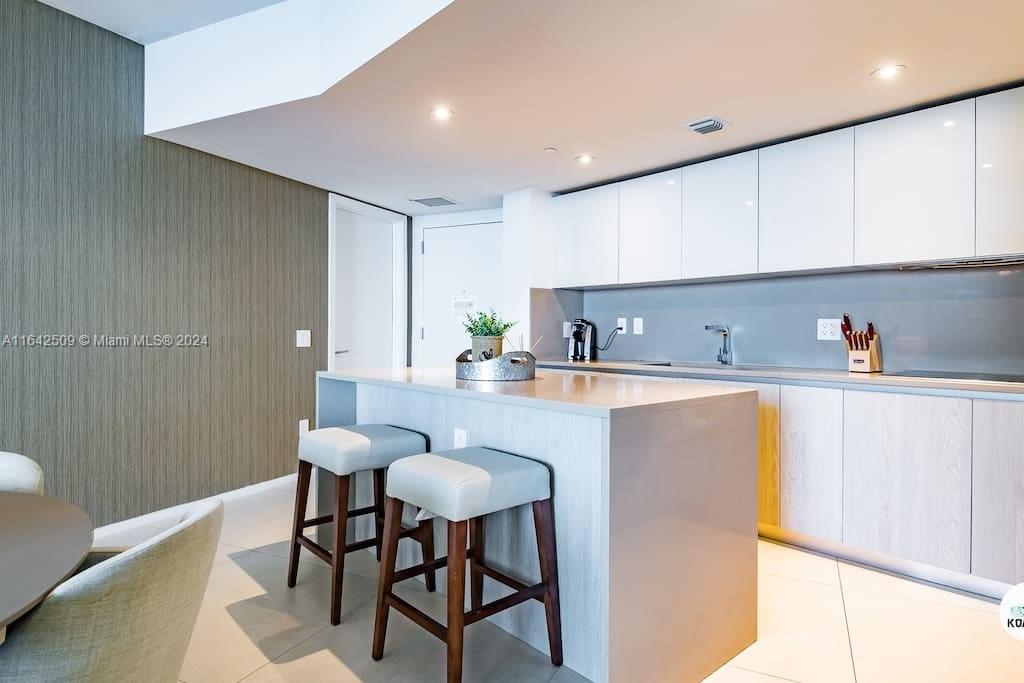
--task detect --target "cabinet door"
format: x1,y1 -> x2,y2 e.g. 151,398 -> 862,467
618,169 -> 682,283
759,130 -> 854,272
972,400 -> 1024,584
977,86 -> 1024,256
854,100 -> 975,265
779,386 -> 843,542
680,151 -> 758,278
553,185 -> 618,287
842,391 -> 971,571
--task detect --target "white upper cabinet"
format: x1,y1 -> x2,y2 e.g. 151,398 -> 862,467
681,151 -> 758,278
553,184 -> 619,287
977,86 -> 1024,256
854,100 -> 976,265
618,169 -> 682,283
758,129 -> 854,272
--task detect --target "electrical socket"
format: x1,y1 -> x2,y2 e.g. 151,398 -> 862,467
817,318 -> 842,341
453,427 -> 467,449
616,317 -> 628,333
298,418 -> 309,435
562,321 -> 571,338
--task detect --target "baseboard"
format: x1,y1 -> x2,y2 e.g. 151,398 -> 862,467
758,523 -> 1008,601
94,474 -> 296,536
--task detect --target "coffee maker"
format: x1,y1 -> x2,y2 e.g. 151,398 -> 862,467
567,318 -> 595,362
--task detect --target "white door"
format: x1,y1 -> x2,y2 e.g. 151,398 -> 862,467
330,197 -> 406,370
618,169 -> 682,283
977,86 -> 1024,256
553,184 -> 619,287
420,222 -> 503,367
758,129 -> 855,273
854,99 -> 975,265
680,151 -> 759,278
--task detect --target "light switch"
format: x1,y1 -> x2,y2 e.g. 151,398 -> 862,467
453,427 -> 468,449
562,321 -> 572,338
633,317 -> 644,335
295,329 -> 311,348
298,419 -> 310,435
617,317 -> 628,334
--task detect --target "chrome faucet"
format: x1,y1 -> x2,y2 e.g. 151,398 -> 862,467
704,324 -> 732,365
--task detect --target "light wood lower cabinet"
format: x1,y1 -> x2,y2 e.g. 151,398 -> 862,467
779,386 -> 843,542
972,400 -> 1024,584
842,391 -> 972,572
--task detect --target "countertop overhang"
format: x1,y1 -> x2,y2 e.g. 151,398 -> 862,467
317,367 -> 756,417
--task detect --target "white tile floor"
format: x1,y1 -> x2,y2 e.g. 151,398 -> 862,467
95,476 -> 1023,682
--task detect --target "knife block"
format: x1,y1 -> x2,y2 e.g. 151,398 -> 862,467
847,336 -> 881,373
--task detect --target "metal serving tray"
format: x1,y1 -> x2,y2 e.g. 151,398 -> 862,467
455,351 -> 536,381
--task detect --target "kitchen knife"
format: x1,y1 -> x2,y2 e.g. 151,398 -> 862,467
841,314 -> 853,348
867,321 -> 876,343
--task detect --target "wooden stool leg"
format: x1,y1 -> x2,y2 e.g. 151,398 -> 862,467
446,520 -> 468,683
419,519 -> 437,592
330,474 -> 351,626
469,517 -> 485,609
287,460 -> 312,588
372,496 -> 404,660
373,468 -> 386,557
533,499 -> 563,666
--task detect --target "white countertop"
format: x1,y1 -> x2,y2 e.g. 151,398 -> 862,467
317,367 -> 756,417
537,359 -> 1024,397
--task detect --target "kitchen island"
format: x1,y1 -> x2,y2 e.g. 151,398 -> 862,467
315,367 -> 758,682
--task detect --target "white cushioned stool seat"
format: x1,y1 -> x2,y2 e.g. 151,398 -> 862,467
386,447 -> 551,522
298,425 -> 426,476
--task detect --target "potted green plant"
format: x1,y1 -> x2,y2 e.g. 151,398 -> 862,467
463,309 -> 517,361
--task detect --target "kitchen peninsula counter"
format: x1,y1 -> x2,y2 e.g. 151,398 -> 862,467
315,368 -> 758,682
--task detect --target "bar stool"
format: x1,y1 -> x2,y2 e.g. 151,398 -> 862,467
288,425 -> 437,625
371,447 -> 562,683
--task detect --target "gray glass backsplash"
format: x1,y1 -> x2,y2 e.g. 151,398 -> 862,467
551,266 -> 1024,373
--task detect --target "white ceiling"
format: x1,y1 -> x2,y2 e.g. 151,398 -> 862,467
39,0 -> 285,44
67,0 -> 1024,214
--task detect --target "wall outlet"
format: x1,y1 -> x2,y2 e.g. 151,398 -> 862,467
453,427 -> 468,449
616,317 -> 628,333
295,329 -> 311,348
817,318 -> 842,341
633,317 -> 644,335
562,321 -> 572,338
298,418 -> 310,435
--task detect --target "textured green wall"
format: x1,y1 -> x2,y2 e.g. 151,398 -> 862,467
0,0 -> 328,525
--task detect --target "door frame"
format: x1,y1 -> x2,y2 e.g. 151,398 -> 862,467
327,193 -> 409,371
411,208 -> 503,367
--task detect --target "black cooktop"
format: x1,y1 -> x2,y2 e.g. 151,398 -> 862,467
885,370 -> 1024,383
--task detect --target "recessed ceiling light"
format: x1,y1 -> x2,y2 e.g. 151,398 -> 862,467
666,180 -> 676,186
575,154 -> 595,165
982,163 -> 993,169
871,64 -> 907,80
429,106 -> 454,121
943,120 -> 956,127
543,147 -> 558,154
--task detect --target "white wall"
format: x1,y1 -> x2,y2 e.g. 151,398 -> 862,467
145,0 -> 452,134
501,187 -> 556,350
408,190 -> 555,365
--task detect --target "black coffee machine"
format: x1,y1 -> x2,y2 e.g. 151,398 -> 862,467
567,318 -> 595,362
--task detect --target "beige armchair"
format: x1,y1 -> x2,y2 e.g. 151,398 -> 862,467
0,499 -> 223,682
0,452 -> 44,495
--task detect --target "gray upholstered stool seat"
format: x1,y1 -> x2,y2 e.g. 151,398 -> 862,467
298,425 -> 426,475
288,424 -> 435,626
386,447 -> 550,521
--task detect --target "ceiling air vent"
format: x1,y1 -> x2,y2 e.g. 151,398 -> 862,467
411,196 -> 459,208
686,117 -> 727,135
